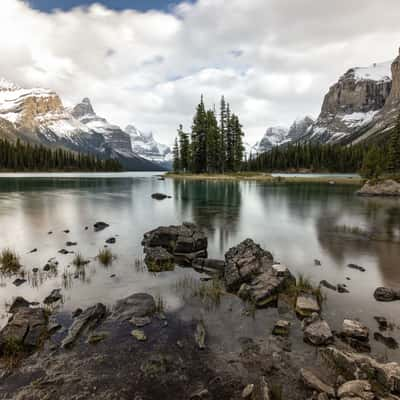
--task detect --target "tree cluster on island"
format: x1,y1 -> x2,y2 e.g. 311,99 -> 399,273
0,139 -> 122,172
173,95 -> 245,173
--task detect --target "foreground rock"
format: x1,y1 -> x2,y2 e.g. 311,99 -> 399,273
374,287 -> 400,302
296,293 -> 320,317
342,319 -> 369,341
358,179 -> 400,196
43,288 -> 62,304
337,380 -> 373,399
113,293 -> 156,321
300,368 -> 335,397
321,346 -> 400,394
142,223 -> 208,266
303,314 -> 333,346
0,306 -> 48,353
144,246 -> 175,272
62,303 -> 106,348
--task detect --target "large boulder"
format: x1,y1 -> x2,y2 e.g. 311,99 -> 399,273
224,239 -> 273,291
142,223 -> 208,266
374,287 -> 400,302
144,246 -> 174,272
321,346 -> 400,394
62,303 -> 106,348
113,293 -> 156,321
0,307 -> 48,353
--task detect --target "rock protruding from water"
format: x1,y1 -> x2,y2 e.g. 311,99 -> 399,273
142,223 -> 208,268
0,305 -> 48,353
337,380 -> 373,399
62,303 -> 106,348
374,287 -> 400,302
300,368 -> 335,397
358,179 -> 400,196
224,239 -> 295,307
321,346 -> 400,394
113,293 -> 156,321
144,246 -> 175,272
151,193 -> 171,200
342,319 -> 369,341
296,293 -> 320,317
43,289 -> 62,305
302,313 -> 333,346
94,221 -> 109,232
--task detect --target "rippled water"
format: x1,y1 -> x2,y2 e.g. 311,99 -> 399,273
0,172 -> 399,358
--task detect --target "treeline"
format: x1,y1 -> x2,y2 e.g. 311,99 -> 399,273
173,95 -> 245,173
0,139 -> 122,171
245,143 -> 365,173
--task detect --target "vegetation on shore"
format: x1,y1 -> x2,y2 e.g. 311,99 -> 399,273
0,139 -> 122,172
0,248 -> 21,273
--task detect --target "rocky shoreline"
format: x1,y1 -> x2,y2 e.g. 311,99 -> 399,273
358,179 -> 400,196
1,223 -> 400,399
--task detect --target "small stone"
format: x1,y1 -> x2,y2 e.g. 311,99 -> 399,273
242,384 -> 254,398
87,332 -> 108,344
58,249 -> 69,255
374,287 -> 400,302
296,294 -> 320,317
374,332 -> 399,349
195,321 -> 206,349
29,248 -> 38,253
347,263 -> 366,272
337,380 -> 373,400
190,389 -> 209,399
337,284 -> 349,293
131,329 -> 147,341
374,316 -> 388,330
303,314 -> 333,346
9,296 -> 31,313
129,316 -> 151,327
272,320 -> 291,337
105,237 -> 116,244
13,278 -> 26,287
32,267 -> 39,273
151,193 -> 171,200
314,259 -> 321,266
342,319 -> 369,341
66,241 -> 77,247
320,280 -> 337,291
63,230 -> 70,234
94,221 -> 109,232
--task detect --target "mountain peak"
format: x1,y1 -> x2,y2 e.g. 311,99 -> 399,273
0,78 -> 20,91
71,97 -> 95,119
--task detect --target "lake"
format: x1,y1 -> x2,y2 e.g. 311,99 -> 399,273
0,172 -> 399,359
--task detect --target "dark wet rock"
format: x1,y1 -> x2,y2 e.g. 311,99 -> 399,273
29,248 -> 37,253
337,380 -> 373,399
94,221 -> 109,232
303,313 -> 333,346
374,332 -> 399,349
144,246 -> 175,272
58,249 -> 69,255
296,294 -> 320,317
300,368 -> 335,397
337,284 -> 349,293
131,329 -> 147,341
9,296 -> 31,313
0,307 -> 48,353
65,241 -> 77,247
238,264 -> 295,307
84,226 -> 88,230
48,231 -> 52,235
43,260 -> 58,272
314,259 -> 321,266
72,308 -> 83,318
105,237 -> 116,244
320,280 -> 337,291
13,278 -> 26,287
342,319 -> 369,342
192,258 -> 225,274
32,267 -> 39,273
142,222 -> 208,266
374,316 -> 388,331
43,289 -> 62,305
63,230 -> 70,234
374,287 -> 400,302
113,293 -> 156,321
151,193 -> 171,200
321,346 -> 400,394
87,332 -> 108,344
347,263 -> 366,272
47,321 -> 62,334
224,239 -> 273,291
62,303 -> 106,348
195,321 -> 206,349
130,316 -> 152,327
272,320 -> 291,337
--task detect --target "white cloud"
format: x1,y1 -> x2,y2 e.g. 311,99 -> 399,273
0,0 -> 400,145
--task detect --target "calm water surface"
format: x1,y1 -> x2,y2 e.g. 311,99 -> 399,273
0,172 -> 399,358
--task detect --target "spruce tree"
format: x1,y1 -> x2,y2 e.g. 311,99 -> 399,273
172,138 -> 180,172
178,124 -> 190,172
387,113 -> 400,174
191,95 -> 208,173
219,96 -> 227,173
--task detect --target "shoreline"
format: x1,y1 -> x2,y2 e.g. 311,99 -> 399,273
165,172 -> 363,185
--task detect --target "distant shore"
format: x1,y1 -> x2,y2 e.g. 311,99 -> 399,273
165,172 -> 363,185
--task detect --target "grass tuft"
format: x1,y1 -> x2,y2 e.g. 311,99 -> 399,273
0,248 -> 21,273
97,248 -> 114,266
72,253 -> 89,267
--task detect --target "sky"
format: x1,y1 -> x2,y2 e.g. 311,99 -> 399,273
1,0 -> 400,145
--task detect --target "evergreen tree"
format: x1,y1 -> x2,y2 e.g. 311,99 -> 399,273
387,113 -> 400,173
219,96 -> 227,173
178,124 -> 190,172
360,146 -> 383,179
191,95 -> 208,173
205,109 -> 219,173
172,138 -> 180,172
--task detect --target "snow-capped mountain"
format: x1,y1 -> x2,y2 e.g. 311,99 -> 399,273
252,126 -> 289,154
0,80 -> 165,170
125,125 -> 172,168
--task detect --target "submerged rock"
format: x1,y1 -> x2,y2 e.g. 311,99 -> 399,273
374,316 -> 389,331
320,280 -> 337,291
62,303 -> 106,348
374,287 -> 400,302
347,263 -> 366,272
144,246 -> 175,272
374,332 -> 399,349
151,193 -> 171,200
113,293 -> 156,321
94,221 -> 109,232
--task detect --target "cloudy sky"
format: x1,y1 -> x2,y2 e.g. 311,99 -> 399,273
1,0 -> 400,145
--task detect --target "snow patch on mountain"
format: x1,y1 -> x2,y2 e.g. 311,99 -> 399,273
352,61 -> 392,82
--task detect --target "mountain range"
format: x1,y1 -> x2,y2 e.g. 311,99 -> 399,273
0,79 -> 171,171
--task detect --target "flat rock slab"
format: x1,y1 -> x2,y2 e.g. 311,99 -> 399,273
62,303 -> 106,348
113,293 -> 156,321
296,294 -> 320,317
342,319 -> 369,341
337,380 -> 373,399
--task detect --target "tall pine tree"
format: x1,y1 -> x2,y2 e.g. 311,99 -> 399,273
387,112 -> 400,173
